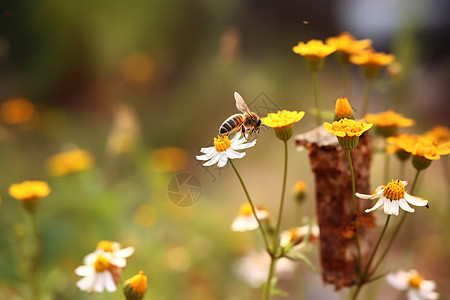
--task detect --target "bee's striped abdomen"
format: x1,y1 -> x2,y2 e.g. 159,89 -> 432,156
219,114 -> 243,135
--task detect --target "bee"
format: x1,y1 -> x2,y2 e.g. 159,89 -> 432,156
219,92 -> 262,137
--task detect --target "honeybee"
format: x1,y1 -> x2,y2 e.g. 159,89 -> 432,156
219,92 -> 262,137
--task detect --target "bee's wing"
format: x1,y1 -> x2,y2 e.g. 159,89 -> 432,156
234,92 -> 252,114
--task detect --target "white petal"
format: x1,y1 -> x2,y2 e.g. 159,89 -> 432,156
419,289 -> 439,300
76,274 -> 96,291
226,148 -> 245,159
356,189 -> 382,200
364,197 -> 385,213
83,253 -> 98,265
93,272 -> 106,293
110,257 -> 126,268
115,246 -> 135,258
103,271 -> 117,292
203,153 -> 221,166
231,131 -> 243,142
255,209 -> 269,220
401,181 -> 408,187
75,265 -> 94,276
200,146 -> 215,154
217,154 -> 229,168
232,139 -> 257,150
231,216 -> 258,232
398,198 -> 415,213
384,198 -> 396,215
404,194 -> 428,207
420,280 -> 436,292
407,290 -> 423,300
386,273 -> 408,291
391,200 -> 400,216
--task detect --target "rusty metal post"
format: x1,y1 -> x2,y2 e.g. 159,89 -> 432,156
295,127 -> 375,290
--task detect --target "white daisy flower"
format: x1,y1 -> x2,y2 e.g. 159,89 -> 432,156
279,224 -> 320,247
356,180 -> 428,216
75,252 -> 124,293
95,240 -> 135,265
196,132 -> 256,168
231,202 -> 269,232
386,269 -> 439,300
232,250 -> 296,288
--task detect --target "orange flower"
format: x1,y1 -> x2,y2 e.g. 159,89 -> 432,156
0,98 -> 35,125
350,50 -> 395,79
292,40 -> 336,71
326,32 -> 372,64
364,110 -> 414,137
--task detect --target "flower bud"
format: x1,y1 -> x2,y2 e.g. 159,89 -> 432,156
123,271 -> 147,300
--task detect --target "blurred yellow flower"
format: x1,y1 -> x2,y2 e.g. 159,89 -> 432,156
0,98 -> 35,125
151,147 -> 188,173
9,181 -> 50,202
280,224 -> 320,247
424,126 -> 450,144
324,118 -> 373,138
386,133 -> 419,159
403,137 -> 450,161
124,271 -> 147,300
292,40 -> 336,60
387,62 -> 404,80
292,180 -> 307,203
47,148 -> 94,176
326,32 -> 372,56
334,97 -> 354,121
231,202 -> 270,232
350,50 -> 395,68
122,52 -> 154,84
365,110 -> 414,137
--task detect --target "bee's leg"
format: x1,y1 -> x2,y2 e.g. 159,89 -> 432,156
241,125 -> 246,135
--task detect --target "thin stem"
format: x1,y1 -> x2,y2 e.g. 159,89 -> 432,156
370,169 -> 421,275
400,161 -> 406,179
363,215 -> 391,276
343,64 -> 352,100
384,153 -> 391,183
312,71 -> 321,126
263,140 -> 289,300
360,79 -> 373,118
230,160 -> 270,251
30,213 -> 41,300
351,284 -> 363,300
346,150 -> 362,273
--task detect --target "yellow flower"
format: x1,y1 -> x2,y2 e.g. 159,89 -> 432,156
262,110 -> 305,141
350,50 -> 395,79
404,137 -> 450,161
334,97 -> 354,121
292,40 -> 336,71
9,181 -> 50,213
0,98 -> 36,125
123,271 -> 147,300
47,148 -> 94,176
324,118 -> 373,150
326,32 -> 372,64
424,126 -> 450,144
9,181 -> 50,202
150,147 -> 188,173
292,180 -> 307,203
364,110 -> 414,137
324,118 -> 373,138
387,62 -> 404,80
386,133 -> 419,160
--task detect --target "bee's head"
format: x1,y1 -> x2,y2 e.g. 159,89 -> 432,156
256,118 -> 262,129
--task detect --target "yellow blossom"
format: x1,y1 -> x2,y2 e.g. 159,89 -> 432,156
324,118 -> 373,138
334,97 -> 354,120
0,98 -> 35,125
292,40 -> 336,71
350,50 -> 395,79
9,181 -> 50,202
292,180 -> 307,203
364,110 -> 414,137
386,133 -> 419,160
326,32 -> 372,64
124,271 -> 148,296
424,126 -> 450,144
403,137 -> 450,161
262,110 -> 305,141
47,148 -> 94,176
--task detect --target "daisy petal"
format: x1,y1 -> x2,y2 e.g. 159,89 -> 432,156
384,198 -> 394,215
226,148 -> 246,159
75,266 -> 94,276
203,153 -> 221,166
386,273 -> 408,290
217,154 -> 229,168
104,271 -> 117,292
364,197 -> 384,213
398,198 -> 414,213
407,290 -> 422,300
76,274 -> 96,291
391,200 -> 399,216
404,193 -> 428,207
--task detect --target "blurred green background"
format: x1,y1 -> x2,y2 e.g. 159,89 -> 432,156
0,0 -> 449,299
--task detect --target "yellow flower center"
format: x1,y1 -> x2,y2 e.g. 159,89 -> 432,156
239,203 -> 254,216
408,273 -> 424,289
127,271 -> 148,293
94,256 -> 111,272
383,180 -> 405,200
214,135 -> 231,152
97,240 -> 114,252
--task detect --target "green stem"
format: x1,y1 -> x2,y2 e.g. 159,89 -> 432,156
370,169 -> 421,276
363,215 -> 391,276
360,79 -> 373,118
343,64 -> 352,100
384,153 -> 391,183
263,140 -> 289,300
230,160 -> 270,251
30,213 -> 41,300
312,71 -> 321,126
346,150 -> 362,273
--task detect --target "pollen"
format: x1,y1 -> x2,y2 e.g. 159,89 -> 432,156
383,180 -> 405,200
97,240 -> 114,252
94,256 -> 110,272
408,273 -> 424,289
239,203 -> 254,216
214,135 -> 231,152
